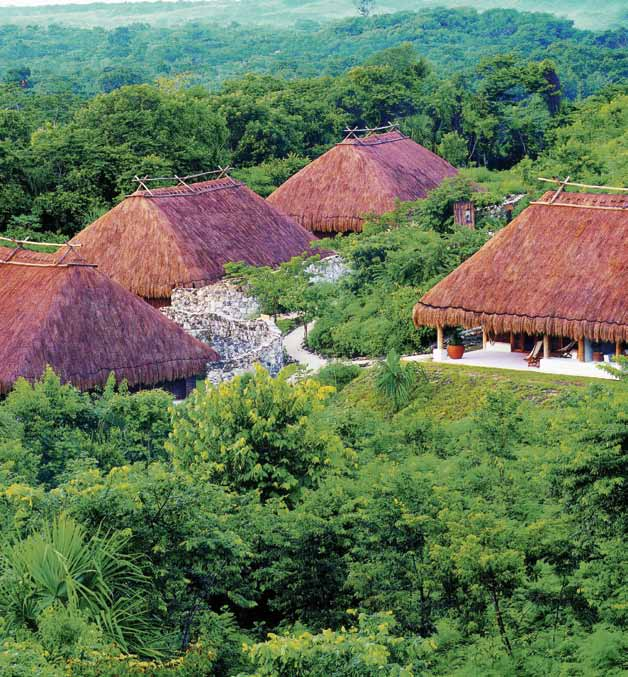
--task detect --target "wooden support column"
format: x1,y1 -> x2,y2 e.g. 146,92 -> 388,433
543,334 -> 551,360
436,326 -> 444,351
616,341 -> 623,358
577,338 -> 585,362
482,329 -> 488,349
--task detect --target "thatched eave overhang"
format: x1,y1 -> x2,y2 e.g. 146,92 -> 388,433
413,302 -> 628,343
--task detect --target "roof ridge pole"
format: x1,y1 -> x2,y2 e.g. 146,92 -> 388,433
528,201 -> 628,211
55,243 -> 88,267
0,235 -> 73,249
55,244 -> 72,266
389,121 -> 404,137
549,176 -> 570,204
537,177 -> 628,193
217,165 -> 234,183
366,121 -> 395,137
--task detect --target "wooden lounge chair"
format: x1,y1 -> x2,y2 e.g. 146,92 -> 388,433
555,340 -> 576,358
526,340 -> 543,368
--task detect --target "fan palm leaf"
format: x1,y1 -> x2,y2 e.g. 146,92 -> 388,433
0,514 -> 159,655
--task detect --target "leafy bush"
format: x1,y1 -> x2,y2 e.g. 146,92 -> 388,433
0,370 -> 174,487
168,366 -> 351,502
307,219 -> 489,358
242,612 -> 413,677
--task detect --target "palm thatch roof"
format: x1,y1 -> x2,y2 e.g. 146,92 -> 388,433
267,129 -> 458,234
0,246 -> 217,394
413,191 -> 628,342
70,176 -> 317,300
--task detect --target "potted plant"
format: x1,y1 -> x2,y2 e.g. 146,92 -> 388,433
447,328 -> 465,359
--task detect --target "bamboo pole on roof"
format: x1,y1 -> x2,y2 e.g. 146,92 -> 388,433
537,177 -> 628,192
0,260 -> 96,269
0,235 -> 79,248
549,176 -> 570,203
529,201 -> 628,211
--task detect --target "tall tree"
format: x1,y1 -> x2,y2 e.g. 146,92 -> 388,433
354,0 -> 375,17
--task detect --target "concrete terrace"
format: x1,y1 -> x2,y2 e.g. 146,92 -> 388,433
433,348 -> 617,380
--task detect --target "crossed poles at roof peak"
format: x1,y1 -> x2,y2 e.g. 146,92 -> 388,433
342,122 -> 401,142
132,166 -> 234,196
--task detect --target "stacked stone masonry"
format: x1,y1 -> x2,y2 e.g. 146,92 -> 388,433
162,283 -> 284,383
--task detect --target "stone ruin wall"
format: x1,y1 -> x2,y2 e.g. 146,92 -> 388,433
161,256 -> 348,384
306,254 -> 349,284
162,283 -> 283,383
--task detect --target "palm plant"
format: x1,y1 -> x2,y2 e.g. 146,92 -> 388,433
0,514 -> 159,656
376,350 -> 417,412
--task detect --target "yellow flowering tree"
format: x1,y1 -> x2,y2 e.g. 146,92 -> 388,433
242,611 -> 414,677
168,366 -> 352,503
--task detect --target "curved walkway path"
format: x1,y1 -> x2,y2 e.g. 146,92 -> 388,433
282,322 -> 432,373
283,322 -> 328,371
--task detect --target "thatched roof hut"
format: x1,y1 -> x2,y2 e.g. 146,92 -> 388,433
413,191 -> 628,343
267,129 -> 458,234
70,175 -> 317,302
0,246 -> 217,394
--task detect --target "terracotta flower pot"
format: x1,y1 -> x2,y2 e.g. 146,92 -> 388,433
447,345 -> 465,359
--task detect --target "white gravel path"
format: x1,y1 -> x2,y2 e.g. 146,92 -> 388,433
282,322 -> 432,373
283,322 -> 328,372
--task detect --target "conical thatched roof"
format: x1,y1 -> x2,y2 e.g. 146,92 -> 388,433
0,246 -> 217,393
413,192 -> 628,342
267,130 -> 458,234
70,176 -> 317,300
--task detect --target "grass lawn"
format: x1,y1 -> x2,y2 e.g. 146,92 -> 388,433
335,361 -> 618,422
276,317 -> 300,334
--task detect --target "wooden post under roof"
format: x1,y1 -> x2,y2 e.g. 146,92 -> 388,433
543,335 -> 551,360
482,329 -> 488,349
436,326 -> 444,351
617,341 -> 623,358
577,339 -> 585,362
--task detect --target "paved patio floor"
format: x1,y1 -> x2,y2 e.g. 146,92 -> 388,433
434,349 -> 616,380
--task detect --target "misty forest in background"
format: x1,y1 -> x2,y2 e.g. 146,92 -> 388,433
2,7 -> 627,97
0,1 -> 627,675
0,0 -> 626,30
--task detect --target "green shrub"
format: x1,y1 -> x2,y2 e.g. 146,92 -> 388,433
316,363 -> 363,392
242,612 -> 413,677
168,366 -> 351,502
